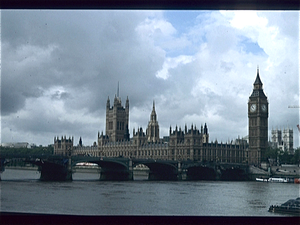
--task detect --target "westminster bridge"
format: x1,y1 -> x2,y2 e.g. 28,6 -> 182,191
0,153 -> 254,181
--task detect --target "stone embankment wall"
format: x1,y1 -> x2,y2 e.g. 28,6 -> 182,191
249,165 -> 300,180
271,165 -> 300,178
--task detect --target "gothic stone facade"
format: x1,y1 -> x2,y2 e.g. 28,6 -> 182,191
53,136 -> 73,156
96,93 -> 248,163
248,67 -> 269,165
54,68 -> 271,165
106,95 -> 129,142
98,123 -> 248,163
271,128 -> 293,152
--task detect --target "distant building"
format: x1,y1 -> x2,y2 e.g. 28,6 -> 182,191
53,136 -> 73,156
146,101 -> 160,142
162,136 -> 170,143
248,67 -> 269,165
270,128 -> 293,152
1,142 -> 29,148
96,83 -> 248,163
54,68 -> 273,165
105,83 -> 129,142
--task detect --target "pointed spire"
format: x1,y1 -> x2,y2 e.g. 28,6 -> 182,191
79,137 -> 82,147
150,100 -> 157,121
117,81 -> 119,98
204,123 -> 208,134
125,96 -> 129,108
254,65 -> 262,86
107,96 -> 110,108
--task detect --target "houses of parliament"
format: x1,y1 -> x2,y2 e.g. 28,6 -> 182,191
54,68 -> 269,165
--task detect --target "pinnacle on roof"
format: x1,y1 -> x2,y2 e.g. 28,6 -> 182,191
254,66 -> 262,86
117,81 -> 119,98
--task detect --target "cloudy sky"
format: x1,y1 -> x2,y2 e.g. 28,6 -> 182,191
1,10 -> 299,147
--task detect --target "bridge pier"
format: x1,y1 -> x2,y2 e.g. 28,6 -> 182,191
0,158 -> 5,181
181,163 -> 251,181
31,157 -> 73,181
219,165 -> 250,181
148,163 -> 178,181
35,150 -> 74,181
39,160 -> 72,181
98,159 -> 133,181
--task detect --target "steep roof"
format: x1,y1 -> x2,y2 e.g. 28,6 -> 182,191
254,67 -> 262,86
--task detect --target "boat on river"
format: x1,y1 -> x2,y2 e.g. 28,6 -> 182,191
268,177 -> 288,183
269,198 -> 300,216
256,177 -> 289,183
256,177 -> 268,182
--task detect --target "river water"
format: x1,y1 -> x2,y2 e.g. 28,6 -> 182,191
0,168 -> 299,216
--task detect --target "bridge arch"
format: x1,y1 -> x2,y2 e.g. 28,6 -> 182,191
71,156 -> 133,181
132,159 -> 178,181
219,164 -> 250,181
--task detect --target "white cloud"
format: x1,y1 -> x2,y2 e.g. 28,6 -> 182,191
2,10 -> 299,147
136,17 -> 177,43
229,11 -> 268,29
156,55 -> 194,79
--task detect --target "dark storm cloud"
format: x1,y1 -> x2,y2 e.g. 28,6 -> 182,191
51,91 -> 71,100
2,10 -> 167,116
2,10 -> 298,147
1,91 -> 26,116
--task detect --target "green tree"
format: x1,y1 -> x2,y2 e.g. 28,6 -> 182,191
291,148 -> 300,164
279,151 -> 293,164
0,145 -> 54,157
262,146 -> 279,162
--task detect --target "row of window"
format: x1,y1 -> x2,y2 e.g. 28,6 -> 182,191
102,148 -> 244,159
249,118 -> 268,127
108,121 -> 126,130
249,118 -> 257,126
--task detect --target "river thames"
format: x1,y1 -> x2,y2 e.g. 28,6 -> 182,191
0,168 -> 299,217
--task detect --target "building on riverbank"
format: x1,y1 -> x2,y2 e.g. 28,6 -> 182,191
54,92 -> 248,163
1,142 -> 30,148
54,68 -> 273,165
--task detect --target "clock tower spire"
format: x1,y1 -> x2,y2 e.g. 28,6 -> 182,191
248,66 -> 268,165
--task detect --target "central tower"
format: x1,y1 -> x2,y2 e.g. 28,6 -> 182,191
105,83 -> 129,142
146,101 -> 160,142
248,67 -> 269,165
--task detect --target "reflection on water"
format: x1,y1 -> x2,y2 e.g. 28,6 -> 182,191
1,168 -> 149,181
1,168 -> 40,180
0,169 -> 298,216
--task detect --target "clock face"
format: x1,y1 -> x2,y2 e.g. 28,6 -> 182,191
261,104 -> 267,112
250,104 -> 256,112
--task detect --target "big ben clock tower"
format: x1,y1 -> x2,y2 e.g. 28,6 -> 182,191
248,67 -> 268,165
